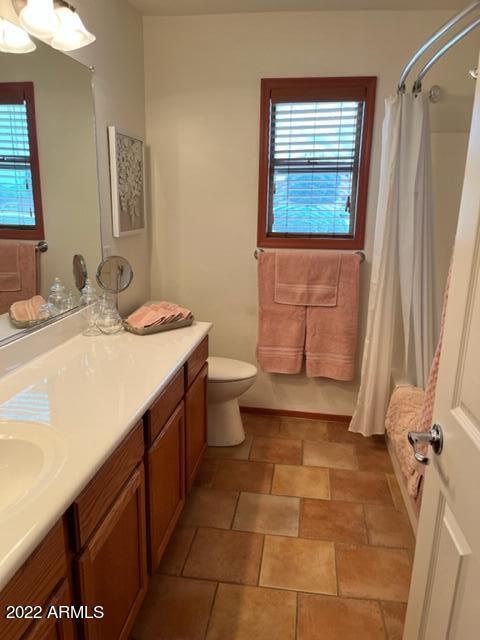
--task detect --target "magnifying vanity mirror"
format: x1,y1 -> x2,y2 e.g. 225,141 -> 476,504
0,38 -> 102,344
96,256 -> 134,294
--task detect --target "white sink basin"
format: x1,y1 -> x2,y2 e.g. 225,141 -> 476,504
0,421 -> 66,519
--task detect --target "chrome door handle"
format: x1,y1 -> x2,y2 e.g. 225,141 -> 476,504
407,424 -> 443,465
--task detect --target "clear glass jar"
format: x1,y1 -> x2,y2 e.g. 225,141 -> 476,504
96,293 -> 123,335
47,276 -> 67,313
80,278 -> 100,336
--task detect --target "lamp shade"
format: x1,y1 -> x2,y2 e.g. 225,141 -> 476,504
19,0 -> 59,39
0,18 -> 36,53
50,6 -> 95,51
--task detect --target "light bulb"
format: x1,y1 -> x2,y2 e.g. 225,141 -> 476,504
0,18 -> 36,54
50,6 -> 95,51
20,0 -> 59,39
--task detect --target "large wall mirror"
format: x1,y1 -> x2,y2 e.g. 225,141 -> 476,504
0,40 -> 101,344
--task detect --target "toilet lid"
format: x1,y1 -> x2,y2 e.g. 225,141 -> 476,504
208,356 -> 257,382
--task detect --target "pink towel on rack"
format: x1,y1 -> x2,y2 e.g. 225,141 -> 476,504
257,252 -> 305,374
274,251 -> 341,306
305,253 -> 361,380
0,243 -> 21,292
256,250 -> 360,380
0,242 -> 38,315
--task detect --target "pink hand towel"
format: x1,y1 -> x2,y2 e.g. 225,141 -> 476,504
274,250 -> 341,306
256,252 -> 305,374
305,254 -> 360,380
0,243 -> 21,292
0,243 -> 38,315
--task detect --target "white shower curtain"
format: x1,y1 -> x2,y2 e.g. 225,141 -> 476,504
350,93 -> 436,437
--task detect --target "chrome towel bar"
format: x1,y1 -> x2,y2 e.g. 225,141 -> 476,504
254,248 -> 365,263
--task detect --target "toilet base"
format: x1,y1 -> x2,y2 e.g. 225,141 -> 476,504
208,399 -> 246,447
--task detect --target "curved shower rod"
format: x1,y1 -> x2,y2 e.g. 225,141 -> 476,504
412,15 -> 480,93
398,0 -> 480,93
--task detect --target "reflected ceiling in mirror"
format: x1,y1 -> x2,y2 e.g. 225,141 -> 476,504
0,39 -> 102,346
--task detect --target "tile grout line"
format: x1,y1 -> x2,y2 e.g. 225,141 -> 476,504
295,590 -> 299,640
203,581 -> 220,640
229,491 -> 242,529
257,533 -> 266,586
333,541 -> 340,598
180,526 -> 199,577
377,599 -> 389,640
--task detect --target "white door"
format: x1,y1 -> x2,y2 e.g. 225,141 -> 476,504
403,63 -> 480,639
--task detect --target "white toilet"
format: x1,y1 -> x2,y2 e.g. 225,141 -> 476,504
207,356 -> 257,446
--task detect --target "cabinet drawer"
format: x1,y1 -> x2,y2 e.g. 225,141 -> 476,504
185,336 -> 208,388
146,368 -> 184,445
0,520 -> 68,640
71,422 -> 144,551
22,579 -> 74,640
76,464 -> 148,640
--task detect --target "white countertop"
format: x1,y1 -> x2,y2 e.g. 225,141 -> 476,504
0,321 -> 212,590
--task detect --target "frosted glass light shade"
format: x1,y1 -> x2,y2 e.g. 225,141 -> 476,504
50,6 -> 95,51
0,18 -> 36,53
19,0 -> 59,39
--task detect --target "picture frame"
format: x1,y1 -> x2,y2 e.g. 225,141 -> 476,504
108,126 -> 146,237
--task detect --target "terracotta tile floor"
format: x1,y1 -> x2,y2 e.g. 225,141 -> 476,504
132,413 -> 414,640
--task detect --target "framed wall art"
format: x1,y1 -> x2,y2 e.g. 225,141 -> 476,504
108,126 -> 145,237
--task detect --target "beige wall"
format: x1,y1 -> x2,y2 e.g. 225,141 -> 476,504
68,0 -> 149,312
144,10 -> 477,415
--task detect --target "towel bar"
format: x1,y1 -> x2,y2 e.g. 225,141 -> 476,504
254,248 -> 365,263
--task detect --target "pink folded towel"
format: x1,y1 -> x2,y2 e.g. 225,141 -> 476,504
257,252 -> 305,374
9,295 -> 46,323
0,244 -> 21,292
127,301 -> 192,329
305,254 -> 360,380
274,251 -> 341,306
0,242 -> 38,315
257,251 -> 360,380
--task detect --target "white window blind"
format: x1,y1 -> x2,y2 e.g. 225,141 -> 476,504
268,100 -> 364,237
0,98 -> 36,228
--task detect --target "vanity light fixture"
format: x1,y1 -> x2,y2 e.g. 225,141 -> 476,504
18,0 -> 58,39
50,3 -> 95,51
3,0 -> 96,53
0,17 -> 36,53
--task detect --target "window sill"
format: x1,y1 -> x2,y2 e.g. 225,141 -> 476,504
257,235 -> 365,250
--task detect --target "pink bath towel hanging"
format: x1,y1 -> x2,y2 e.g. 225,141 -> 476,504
256,250 -> 361,381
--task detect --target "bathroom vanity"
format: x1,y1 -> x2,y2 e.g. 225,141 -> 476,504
0,322 -> 210,640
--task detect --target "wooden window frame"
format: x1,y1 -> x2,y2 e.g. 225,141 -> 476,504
0,81 -> 44,241
257,76 -> 376,250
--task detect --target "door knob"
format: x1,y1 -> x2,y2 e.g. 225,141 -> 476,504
407,424 -> 443,465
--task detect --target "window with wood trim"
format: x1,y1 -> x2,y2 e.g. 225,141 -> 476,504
257,77 -> 376,250
0,82 -> 44,240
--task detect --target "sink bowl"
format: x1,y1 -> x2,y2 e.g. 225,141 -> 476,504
0,421 -> 66,519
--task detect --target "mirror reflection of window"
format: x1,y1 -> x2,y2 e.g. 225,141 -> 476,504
0,81 -> 44,240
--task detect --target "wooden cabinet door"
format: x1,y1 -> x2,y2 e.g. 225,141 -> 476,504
75,465 -> 147,640
147,402 -> 185,572
23,580 -> 75,640
185,363 -> 208,491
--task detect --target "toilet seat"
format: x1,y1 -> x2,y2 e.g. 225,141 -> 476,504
208,356 -> 257,383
